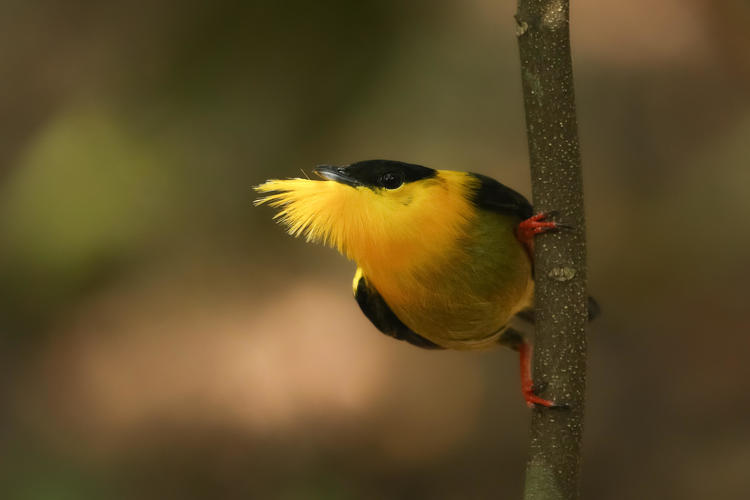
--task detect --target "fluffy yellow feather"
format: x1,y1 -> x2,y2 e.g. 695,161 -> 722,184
255,167 -> 533,350
255,171 -> 477,275
254,160 -> 594,407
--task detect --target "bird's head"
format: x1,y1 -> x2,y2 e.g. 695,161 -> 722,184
254,160 -> 477,271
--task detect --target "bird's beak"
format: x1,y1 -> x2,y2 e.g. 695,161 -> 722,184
313,165 -> 361,187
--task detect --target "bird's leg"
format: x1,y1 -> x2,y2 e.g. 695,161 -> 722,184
519,341 -> 558,408
499,328 -> 560,408
516,212 -> 570,257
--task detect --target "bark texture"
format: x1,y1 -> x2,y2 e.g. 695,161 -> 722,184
515,1 -> 588,499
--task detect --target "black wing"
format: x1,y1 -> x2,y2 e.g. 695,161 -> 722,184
469,172 -> 533,220
353,271 -> 443,349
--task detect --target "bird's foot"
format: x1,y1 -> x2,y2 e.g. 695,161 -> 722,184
516,211 -> 571,255
519,341 -> 568,409
522,383 -> 568,409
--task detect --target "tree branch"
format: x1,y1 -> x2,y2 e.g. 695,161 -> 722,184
515,1 -> 588,499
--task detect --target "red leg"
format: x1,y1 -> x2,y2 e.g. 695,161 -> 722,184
516,212 -> 560,257
519,341 -> 556,408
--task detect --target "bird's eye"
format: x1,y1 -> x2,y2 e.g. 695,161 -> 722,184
379,172 -> 403,190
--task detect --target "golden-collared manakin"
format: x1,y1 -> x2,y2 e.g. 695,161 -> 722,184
255,159 -> 596,407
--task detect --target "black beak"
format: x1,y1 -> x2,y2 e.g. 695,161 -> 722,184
313,165 -> 361,187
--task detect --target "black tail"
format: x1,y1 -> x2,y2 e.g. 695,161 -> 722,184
586,296 -> 601,321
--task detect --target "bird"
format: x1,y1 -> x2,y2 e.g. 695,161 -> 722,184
254,159 -> 597,408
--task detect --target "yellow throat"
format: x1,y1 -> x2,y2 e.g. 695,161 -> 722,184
254,170 -> 478,274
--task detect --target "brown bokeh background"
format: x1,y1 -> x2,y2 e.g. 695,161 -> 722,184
2,1 -> 749,498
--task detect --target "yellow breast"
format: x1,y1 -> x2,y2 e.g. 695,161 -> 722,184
363,210 -> 533,350
256,170 -> 533,349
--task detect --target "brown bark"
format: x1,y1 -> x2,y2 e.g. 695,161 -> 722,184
515,1 -> 589,499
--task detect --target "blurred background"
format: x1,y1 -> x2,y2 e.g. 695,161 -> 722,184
2,0 -> 749,498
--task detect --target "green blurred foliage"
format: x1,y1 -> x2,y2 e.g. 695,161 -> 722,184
0,106 -> 176,325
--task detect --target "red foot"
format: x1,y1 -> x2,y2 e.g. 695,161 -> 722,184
519,341 -> 556,408
516,212 -> 560,257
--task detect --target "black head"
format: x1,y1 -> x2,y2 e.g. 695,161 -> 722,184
314,160 -> 437,190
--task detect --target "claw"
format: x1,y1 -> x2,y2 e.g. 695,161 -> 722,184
516,211 -> 572,256
519,341 -> 567,409
522,382 -> 568,409
523,389 -> 557,409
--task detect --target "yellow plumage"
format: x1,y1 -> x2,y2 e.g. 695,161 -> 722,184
255,160 -> 596,408
255,168 -> 533,350
255,171 -> 477,270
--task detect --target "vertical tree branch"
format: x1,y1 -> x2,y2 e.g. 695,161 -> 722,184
515,1 -> 588,499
